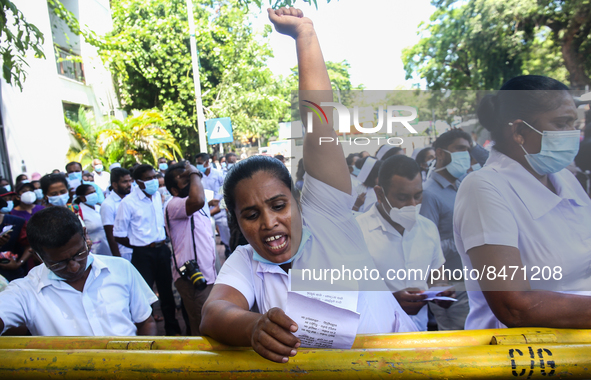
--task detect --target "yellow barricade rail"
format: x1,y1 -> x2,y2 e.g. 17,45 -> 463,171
2,328 -> 591,379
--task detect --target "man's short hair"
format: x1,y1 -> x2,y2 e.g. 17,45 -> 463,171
132,164 -> 154,181
225,152 -> 237,161
164,163 -> 187,193
40,173 -> 68,195
378,155 -> 421,191
433,129 -> 472,151
65,161 -> 82,172
195,153 -> 209,163
27,207 -> 84,256
110,168 -> 131,184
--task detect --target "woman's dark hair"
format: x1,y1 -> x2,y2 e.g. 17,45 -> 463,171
27,206 -> 84,256
74,184 -> 93,204
381,147 -> 404,161
15,174 -> 28,184
355,156 -> 382,188
477,75 -> 570,151
415,147 -> 435,166
296,159 -> 305,182
40,173 -> 68,195
223,155 -> 299,231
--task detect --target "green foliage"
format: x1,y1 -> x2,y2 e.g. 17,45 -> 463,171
103,0 -> 293,151
403,0 -> 591,90
65,107 -> 104,169
97,110 -> 183,168
238,0 -> 335,9
0,0 -> 45,90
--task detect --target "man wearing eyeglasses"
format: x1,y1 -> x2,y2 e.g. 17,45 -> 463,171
0,207 -> 158,336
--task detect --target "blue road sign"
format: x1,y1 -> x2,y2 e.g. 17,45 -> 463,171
206,117 -> 234,145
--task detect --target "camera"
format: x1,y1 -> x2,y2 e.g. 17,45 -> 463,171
179,260 -> 207,290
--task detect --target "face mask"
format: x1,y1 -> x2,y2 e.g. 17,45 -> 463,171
48,193 -> 70,207
68,172 -> 82,182
1,201 -> 13,213
221,162 -> 227,169
139,178 -> 159,195
471,163 -> 482,172
20,180 -> 30,184
159,163 -> 168,171
47,254 -> 94,281
94,165 -> 103,173
226,163 -> 234,170
20,191 -> 36,205
84,192 -> 99,207
197,164 -> 207,173
384,196 -> 421,231
252,227 -> 312,265
425,159 -> 435,168
352,166 -> 361,176
177,184 -> 190,198
3,185 -> 10,192
437,150 -> 471,179
516,120 -> 581,176
34,189 -> 44,200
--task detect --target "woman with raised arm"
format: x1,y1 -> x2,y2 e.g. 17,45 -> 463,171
454,75 -> 591,330
200,7 -> 415,364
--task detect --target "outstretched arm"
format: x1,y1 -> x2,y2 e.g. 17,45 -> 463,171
268,8 -> 351,194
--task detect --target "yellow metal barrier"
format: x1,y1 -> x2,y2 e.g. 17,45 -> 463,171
2,329 -> 591,379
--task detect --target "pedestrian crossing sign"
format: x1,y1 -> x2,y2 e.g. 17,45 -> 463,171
206,117 -> 234,145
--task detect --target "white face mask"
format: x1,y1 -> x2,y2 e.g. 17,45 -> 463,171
384,196 -> 421,231
20,191 -> 37,205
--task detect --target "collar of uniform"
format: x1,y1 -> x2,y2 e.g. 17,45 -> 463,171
251,246 -> 291,279
486,149 -> 583,219
109,191 -> 123,202
431,172 -> 459,190
36,254 -> 109,293
364,203 -> 402,237
133,186 -> 149,201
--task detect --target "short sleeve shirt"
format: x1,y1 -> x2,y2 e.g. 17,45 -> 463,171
454,149 -> 591,330
0,254 -> 157,336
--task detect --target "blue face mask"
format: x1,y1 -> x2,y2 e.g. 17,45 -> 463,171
221,162 -> 227,169
197,164 -> 207,173
84,192 -> 99,207
517,120 -> 581,176
252,227 -> 312,266
68,172 -> 82,182
352,166 -> 361,176
20,180 -> 30,184
439,150 -> 471,179
48,193 -> 70,207
3,185 -> 11,192
471,163 -> 482,172
48,254 -> 94,281
1,200 -> 13,213
94,165 -> 103,173
159,163 -> 168,171
34,189 -> 44,200
140,178 -> 159,195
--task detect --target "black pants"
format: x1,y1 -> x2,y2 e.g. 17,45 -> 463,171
132,245 -> 181,335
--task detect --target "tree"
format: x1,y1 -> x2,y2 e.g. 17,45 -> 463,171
403,0 -> 591,90
97,110 -> 183,168
0,0 -> 45,90
65,107 -> 104,169
102,0 -> 292,152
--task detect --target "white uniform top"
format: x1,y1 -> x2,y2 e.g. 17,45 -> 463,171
357,186 -> 377,214
93,171 -> 111,193
80,203 -> 111,256
216,175 -> 417,334
0,254 -> 157,336
113,187 -> 166,247
356,203 -> 445,331
100,191 -> 133,261
454,149 -> 591,330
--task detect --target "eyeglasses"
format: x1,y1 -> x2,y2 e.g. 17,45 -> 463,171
39,244 -> 90,272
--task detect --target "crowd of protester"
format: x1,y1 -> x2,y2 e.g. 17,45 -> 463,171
0,7 -> 590,367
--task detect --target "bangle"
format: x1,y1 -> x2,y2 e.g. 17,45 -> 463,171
190,171 -> 202,178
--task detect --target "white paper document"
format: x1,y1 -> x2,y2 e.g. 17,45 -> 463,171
422,286 -> 457,301
285,291 -> 360,349
290,291 -> 358,312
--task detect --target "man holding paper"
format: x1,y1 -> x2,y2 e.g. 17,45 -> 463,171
357,155 -> 454,331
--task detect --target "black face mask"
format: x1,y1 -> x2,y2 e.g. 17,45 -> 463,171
178,183 -> 190,198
